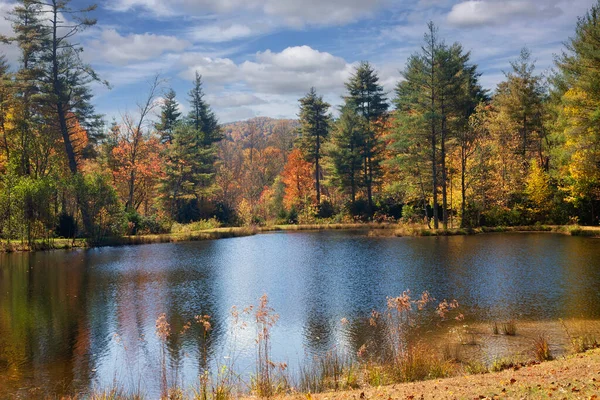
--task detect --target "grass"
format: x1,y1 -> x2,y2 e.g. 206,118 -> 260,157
299,352 -> 359,393
501,320 -> 517,336
560,319 -> 599,353
3,223 -> 600,253
532,334 -> 553,362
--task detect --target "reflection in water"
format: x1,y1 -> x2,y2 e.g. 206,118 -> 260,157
1,232 -> 600,397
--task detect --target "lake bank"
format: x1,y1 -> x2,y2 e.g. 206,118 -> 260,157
267,348 -> 600,400
1,223 -> 599,253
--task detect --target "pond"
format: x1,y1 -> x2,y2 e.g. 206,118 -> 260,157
1,231 -> 600,397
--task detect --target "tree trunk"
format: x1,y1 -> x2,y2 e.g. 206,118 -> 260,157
441,104 -> 448,230
461,146 -> 467,228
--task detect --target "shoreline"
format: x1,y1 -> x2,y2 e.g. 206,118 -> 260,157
1,223 -> 598,253
267,348 -> 600,400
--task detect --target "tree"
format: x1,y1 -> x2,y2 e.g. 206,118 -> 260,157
327,106 -> 365,205
188,71 -> 222,146
551,1 -> 600,223
40,0 -> 105,174
344,61 -> 389,215
282,148 -> 314,211
118,76 -> 161,211
161,125 -> 216,221
155,89 -> 181,144
393,23 -> 485,228
298,88 -> 331,206
2,0 -> 47,177
394,23 -> 442,228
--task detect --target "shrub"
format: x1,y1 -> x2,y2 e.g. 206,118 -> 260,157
56,213 -> 77,238
532,334 -> 553,361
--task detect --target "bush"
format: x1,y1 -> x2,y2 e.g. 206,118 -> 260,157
171,218 -> 221,233
318,200 -> 335,219
287,207 -> 299,224
74,173 -> 126,239
213,202 -> 238,225
56,213 -> 77,238
347,199 -> 371,221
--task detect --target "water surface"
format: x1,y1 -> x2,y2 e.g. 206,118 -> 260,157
1,231 -> 599,397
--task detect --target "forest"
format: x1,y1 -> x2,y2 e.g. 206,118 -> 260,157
2,0 -> 600,245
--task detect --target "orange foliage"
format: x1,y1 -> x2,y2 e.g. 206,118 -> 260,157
111,130 -> 164,213
67,114 -> 89,164
281,148 -> 314,210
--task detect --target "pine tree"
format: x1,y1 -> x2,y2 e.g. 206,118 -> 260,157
188,71 -> 222,146
327,106 -> 365,205
552,1 -> 600,223
155,89 -> 181,144
298,87 -> 331,205
161,125 -> 216,221
39,0 -> 105,174
2,0 -> 48,176
344,61 -> 388,215
393,23 -> 486,228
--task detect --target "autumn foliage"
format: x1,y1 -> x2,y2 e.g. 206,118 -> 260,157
281,148 -> 315,211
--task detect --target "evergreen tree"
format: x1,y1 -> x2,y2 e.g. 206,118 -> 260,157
327,106 -> 365,205
188,71 -> 222,146
155,89 -> 181,144
161,125 -> 216,221
39,0 -> 105,174
393,23 -> 486,228
344,61 -> 389,214
551,1 -> 600,223
2,0 -> 48,176
298,87 -> 331,205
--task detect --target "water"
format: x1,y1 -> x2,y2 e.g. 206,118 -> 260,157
1,231 -> 600,397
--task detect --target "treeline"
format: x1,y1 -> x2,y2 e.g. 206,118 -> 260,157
2,0 -> 600,244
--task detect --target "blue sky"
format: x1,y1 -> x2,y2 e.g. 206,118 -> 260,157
0,0 -> 596,123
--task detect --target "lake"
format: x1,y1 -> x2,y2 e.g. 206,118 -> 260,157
1,231 -> 600,397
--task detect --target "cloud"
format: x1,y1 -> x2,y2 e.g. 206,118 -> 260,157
180,45 -> 355,95
88,29 -> 190,65
180,53 -> 239,84
207,93 -> 267,108
108,0 -> 387,26
447,0 -> 563,27
189,23 -> 256,43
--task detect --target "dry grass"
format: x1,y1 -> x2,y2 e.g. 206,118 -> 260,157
532,334 -> 553,362
299,351 -> 359,393
501,320 -> 517,336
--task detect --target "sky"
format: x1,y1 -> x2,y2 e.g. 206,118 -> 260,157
0,0 -> 596,124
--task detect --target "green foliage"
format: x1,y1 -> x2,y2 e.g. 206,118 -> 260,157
156,88 -> 182,144
74,173 -> 125,240
298,87 -> 331,205
326,106 -> 366,203
342,61 -> 389,214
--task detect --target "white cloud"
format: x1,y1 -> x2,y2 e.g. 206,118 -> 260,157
207,93 -> 267,108
180,53 -> 239,83
88,29 -> 190,65
108,0 -> 386,26
179,45 -> 356,95
447,0 -> 563,27
190,23 -> 257,43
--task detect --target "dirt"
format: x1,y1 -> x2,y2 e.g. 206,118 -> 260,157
270,349 -> 600,400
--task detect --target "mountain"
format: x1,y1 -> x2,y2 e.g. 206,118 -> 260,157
221,117 -> 299,144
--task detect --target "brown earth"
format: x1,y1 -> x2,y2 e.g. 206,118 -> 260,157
267,349 -> 600,400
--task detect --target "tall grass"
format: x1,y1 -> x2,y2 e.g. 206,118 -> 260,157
532,334 -> 553,362
299,351 -> 358,393
560,319 -> 599,353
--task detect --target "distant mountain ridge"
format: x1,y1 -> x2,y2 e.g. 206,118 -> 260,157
221,117 -> 299,143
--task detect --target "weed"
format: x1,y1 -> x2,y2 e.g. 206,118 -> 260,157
532,334 -> 553,362
501,321 -> 517,336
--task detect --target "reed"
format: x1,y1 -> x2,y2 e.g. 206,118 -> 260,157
532,334 -> 553,362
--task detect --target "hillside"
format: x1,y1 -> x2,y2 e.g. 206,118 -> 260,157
221,116 -> 299,144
